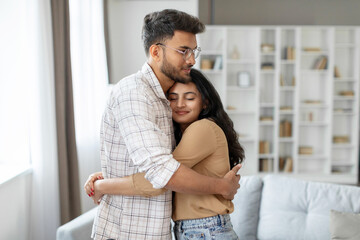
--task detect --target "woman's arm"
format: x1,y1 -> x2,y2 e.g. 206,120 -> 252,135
84,172 -> 166,204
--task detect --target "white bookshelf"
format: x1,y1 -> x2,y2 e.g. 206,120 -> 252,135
197,26 -> 360,184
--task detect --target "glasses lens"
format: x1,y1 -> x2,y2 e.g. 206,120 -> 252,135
184,49 -> 192,60
194,47 -> 201,59
184,48 -> 201,60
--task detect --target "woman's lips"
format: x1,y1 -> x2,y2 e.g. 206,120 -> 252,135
175,111 -> 188,115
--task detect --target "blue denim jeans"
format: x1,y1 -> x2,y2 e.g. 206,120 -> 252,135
173,214 -> 239,240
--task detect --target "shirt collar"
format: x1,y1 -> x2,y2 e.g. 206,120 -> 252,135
141,63 -> 168,101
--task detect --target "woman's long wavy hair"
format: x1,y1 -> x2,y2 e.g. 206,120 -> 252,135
172,69 -> 245,167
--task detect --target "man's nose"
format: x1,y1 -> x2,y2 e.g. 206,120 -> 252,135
186,53 -> 196,65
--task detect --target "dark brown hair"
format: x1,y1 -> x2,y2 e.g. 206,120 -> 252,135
142,9 -> 205,56
173,69 -> 245,167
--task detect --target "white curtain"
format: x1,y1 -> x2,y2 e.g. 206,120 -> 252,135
69,0 -> 110,212
28,0 -> 61,239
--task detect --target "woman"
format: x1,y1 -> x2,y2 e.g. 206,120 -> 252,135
85,69 -> 245,239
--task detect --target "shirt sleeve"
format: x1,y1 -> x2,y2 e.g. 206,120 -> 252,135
112,88 -> 180,189
130,120 -> 217,196
172,120 -> 217,168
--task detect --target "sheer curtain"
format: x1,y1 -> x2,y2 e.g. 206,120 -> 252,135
28,0 -> 61,239
69,0 -> 110,212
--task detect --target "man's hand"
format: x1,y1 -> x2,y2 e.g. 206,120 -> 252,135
221,164 -> 242,200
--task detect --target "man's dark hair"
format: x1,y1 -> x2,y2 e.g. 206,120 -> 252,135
142,9 -> 205,56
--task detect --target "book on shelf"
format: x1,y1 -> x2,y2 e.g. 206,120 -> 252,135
284,46 -> 295,60
261,43 -> 274,53
260,116 -> 273,121
299,146 -> 313,155
279,120 -> 292,137
333,135 -> 349,143
261,62 -> 274,70
303,47 -> 321,52
259,141 -> 270,154
313,56 -> 328,70
339,91 -> 354,96
280,75 -> 284,86
279,157 -> 293,172
259,158 -> 273,172
334,66 -> 341,78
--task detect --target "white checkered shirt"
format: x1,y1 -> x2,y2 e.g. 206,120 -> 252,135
92,63 -> 180,240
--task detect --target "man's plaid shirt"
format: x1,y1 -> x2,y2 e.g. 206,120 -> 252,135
92,63 -> 180,239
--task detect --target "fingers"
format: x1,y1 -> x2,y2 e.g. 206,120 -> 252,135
232,164 -> 242,175
84,175 -> 102,197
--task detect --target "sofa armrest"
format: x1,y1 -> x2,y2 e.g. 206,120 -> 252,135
56,207 -> 97,240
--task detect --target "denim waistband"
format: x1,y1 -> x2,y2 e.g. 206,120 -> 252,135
175,214 -> 231,230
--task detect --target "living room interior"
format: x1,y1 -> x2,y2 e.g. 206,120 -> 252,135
1,0 -> 360,239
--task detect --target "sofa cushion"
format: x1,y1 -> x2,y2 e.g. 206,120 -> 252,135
230,175 -> 263,240
257,175 -> 360,240
330,209 -> 360,240
56,207 -> 98,240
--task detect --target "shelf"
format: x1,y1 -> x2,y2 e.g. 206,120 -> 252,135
280,86 -> 295,91
299,122 -> 328,127
238,137 -> 256,143
334,78 -> 357,82
331,161 -> 355,167
301,50 -> 329,56
333,112 -> 355,116
259,121 -> 275,126
261,52 -> 275,56
226,110 -> 256,115
227,59 -> 256,64
281,60 -> 296,64
199,25 -> 359,184
227,86 -> 256,91
332,144 -> 355,149
260,103 -> 275,108
300,104 -> 328,109
333,96 -> 355,101
259,154 -> 274,158
279,137 -> 294,142
335,43 -> 356,48
201,69 -> 222,74
279,111 -> 294,115
298,154 -> 327,160
260,70 -> 276,74
301,70 -> 328,74
201,50 -> 223,55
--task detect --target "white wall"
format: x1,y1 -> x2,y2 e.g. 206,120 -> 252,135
199,0 -> 360,25
0,173 -> 32,240
107,0 -> 199,83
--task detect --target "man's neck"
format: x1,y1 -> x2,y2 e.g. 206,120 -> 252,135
147,61 -> 175,94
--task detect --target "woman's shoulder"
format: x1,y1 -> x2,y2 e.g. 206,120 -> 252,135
185,118 -> 221,134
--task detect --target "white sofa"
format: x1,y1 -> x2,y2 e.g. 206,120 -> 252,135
57,175 -> 360,240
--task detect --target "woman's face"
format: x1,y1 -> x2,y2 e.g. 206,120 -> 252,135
168,82 -> 204,130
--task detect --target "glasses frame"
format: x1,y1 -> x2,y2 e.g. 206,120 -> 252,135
156,43 -> 201,61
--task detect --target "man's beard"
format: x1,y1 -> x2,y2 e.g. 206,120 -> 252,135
160,55 -> 192,84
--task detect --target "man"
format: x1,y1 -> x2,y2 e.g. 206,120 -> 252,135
91,9 -> 241,239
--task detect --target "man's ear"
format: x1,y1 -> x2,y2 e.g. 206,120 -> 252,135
149,44 -> 162,62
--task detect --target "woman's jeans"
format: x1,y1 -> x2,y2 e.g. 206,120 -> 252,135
174,214 -> 239,240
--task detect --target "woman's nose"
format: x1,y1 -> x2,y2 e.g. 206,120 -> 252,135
177,99 -> 185,108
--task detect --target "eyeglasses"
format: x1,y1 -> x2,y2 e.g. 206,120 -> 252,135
156,43 -> 201,61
